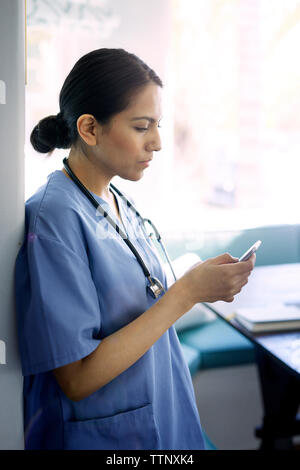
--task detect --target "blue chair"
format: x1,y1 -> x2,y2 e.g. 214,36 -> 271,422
179,317 -> 255,370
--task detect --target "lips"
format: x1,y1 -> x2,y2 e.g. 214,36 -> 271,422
138,160 -> 151,168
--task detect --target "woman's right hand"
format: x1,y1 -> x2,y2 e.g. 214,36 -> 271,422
179,252 -> 256,305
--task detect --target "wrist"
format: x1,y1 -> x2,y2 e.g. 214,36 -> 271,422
167,277 -> 195,317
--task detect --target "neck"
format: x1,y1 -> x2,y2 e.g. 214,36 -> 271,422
63,148 -> 113,201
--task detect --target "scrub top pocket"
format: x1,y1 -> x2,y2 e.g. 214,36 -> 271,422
63,403 -> 160,450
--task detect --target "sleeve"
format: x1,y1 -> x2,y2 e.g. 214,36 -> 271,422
15,234 -> 102,376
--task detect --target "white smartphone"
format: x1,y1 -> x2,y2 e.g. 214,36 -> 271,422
239,240 -> 262,262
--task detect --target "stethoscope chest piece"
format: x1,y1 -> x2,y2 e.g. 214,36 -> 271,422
147,276 -> 165,299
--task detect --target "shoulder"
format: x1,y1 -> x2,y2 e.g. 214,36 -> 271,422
27,170 -> 77,218
25,170 -> 93,250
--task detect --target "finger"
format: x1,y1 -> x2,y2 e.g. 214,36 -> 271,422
235,277 -> 248,290
237,274 -> 250,289
228,276 -> 248,297
225,259 -> 255,274
249,253 -> 256,268
208,253 -> 239,265
239,278 -> 249,291
240,253 -> 256,269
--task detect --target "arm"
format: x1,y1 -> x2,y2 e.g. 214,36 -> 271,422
53,278 -> 192,401
53,253 -> 255,401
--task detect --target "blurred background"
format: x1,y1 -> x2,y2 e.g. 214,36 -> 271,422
25,0 -> 300,238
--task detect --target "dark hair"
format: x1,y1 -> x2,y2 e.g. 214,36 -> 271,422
30,48 -> 163,154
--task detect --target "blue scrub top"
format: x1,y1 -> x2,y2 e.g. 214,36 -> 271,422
15,169 -> 205,450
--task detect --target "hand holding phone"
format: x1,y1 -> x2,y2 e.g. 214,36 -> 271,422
239,240 -> 262,262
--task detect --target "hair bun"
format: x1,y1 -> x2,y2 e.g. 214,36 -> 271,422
30,113 -> 72,153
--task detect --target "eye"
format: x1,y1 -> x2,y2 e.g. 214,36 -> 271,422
134,127 -> 148,132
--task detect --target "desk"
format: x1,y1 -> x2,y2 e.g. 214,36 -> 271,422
204,263 -> 300,450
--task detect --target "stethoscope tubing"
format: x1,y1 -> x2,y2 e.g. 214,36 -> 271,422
62,158 -> 177,291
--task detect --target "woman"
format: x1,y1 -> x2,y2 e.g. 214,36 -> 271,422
15,48 -> 255,450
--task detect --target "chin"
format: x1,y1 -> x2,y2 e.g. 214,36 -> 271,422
121,171 -> 145,182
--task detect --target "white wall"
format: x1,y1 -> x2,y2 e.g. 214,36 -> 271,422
0,0 -> 25,449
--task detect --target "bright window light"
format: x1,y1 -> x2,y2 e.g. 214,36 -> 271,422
25,0 -> 300,239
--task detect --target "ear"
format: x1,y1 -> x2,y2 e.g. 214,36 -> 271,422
76,114 -> 99,146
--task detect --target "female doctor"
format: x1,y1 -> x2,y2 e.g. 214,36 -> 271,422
15,48 -> 255,450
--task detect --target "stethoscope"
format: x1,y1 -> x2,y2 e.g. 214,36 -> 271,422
63,157 -> 177,299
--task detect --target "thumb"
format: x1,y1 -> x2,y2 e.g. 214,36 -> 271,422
208,252 -> 239,265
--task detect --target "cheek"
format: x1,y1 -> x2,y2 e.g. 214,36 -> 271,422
110,131 -> 141,156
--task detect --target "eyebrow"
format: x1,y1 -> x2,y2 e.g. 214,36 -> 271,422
130,116 -> 157,123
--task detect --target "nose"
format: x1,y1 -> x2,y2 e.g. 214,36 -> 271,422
146,126 -> 162,153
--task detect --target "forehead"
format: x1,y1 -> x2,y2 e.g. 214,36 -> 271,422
122,83 -> 162,120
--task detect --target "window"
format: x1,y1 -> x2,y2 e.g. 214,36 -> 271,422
168,0 -> 300,234
25,0 -> 300,241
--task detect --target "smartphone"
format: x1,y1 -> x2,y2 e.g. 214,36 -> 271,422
239,240 -> 262,262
